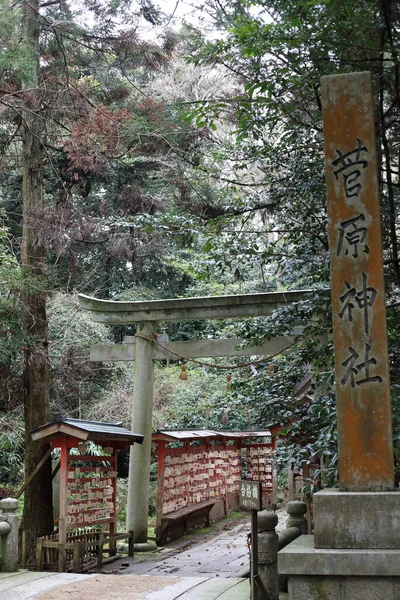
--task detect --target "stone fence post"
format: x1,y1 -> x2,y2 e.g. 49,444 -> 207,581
286,500 -> 308,534
257,511 -> 279,600
255,502 -> 307,598
0,498 -> 19,572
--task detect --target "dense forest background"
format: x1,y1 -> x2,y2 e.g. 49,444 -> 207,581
1,0 -> 400,554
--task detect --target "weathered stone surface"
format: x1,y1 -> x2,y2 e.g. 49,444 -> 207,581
0,521 -> 11,535
0,498 -> 18,572
286,501 -> 307,535
258,511 -> 278,532
313,488 -> 400,549
90,336 -> 298,362
287,576 -> 400,600
0,499 -> 17,513
278,527 -> 302,550
258,511 -> 279,600
278,535 -> 400,575
78,290 -> 311,323
321,71 -> 394,492
126,321 -> 156,543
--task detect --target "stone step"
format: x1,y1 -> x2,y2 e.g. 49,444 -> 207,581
217,578 -> 250,600
0,571 -> 91,600
0,570 -> 58,592
171,576 -> 246,600
145,576 -> 210,600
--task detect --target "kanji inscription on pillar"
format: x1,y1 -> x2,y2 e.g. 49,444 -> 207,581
321,71 -> 394,491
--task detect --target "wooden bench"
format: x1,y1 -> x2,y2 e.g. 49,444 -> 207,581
158,500 -> 216,543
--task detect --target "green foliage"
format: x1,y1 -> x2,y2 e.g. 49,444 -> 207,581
275,394 -> 339,491
224,289 -> 338,489
0,408 -> 24,485
153,364 -> 254,430
47,293 -> 122,419
0,215 -> 46,376
0,0 -> 36,85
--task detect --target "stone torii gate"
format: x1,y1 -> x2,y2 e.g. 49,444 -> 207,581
78,290 -> 309,543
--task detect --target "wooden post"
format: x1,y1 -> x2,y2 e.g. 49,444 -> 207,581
271,435 -> 278,507
21,530 -> 27,569
155,441 -> 165,542
224,441 -> 228,516
301,462 -> 312,534
240,481 -> 263,599
36,537 -> 44,571
58,437 -> 68,551
97,533 -> 104,569
288,465 -> 295,502
16,447 -> 52,499
73,540 -> 82,573
58,542 -> 66,573
321,72 -> 394,491
128,530 -> 134,557
109,447 -> 118,556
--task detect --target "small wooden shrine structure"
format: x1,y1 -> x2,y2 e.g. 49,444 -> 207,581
152,429 -> 272,544
31,417 -> 143,572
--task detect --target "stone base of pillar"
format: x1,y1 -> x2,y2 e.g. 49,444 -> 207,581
313,488 -> 400,549
278,489 -> 400,599
133,541 -> 157,552
279,536 -> 400,600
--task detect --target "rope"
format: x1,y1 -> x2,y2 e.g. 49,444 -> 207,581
134,333 -> 295,370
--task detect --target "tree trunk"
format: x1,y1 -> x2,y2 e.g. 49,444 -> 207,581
20,0 -> 53,562
0,361 -> 11,411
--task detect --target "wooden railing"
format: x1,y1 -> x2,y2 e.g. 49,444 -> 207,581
36,527 -> 134,573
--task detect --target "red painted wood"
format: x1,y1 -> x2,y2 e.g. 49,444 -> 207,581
59,437 -> 68,544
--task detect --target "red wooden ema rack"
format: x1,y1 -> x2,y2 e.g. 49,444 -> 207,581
31,416 -> 143,572
152,429 -> 272,544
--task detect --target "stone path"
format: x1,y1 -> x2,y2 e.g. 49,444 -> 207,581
0,570 -> 90,600
107,508 -> 288,579
108,518 -> 253,578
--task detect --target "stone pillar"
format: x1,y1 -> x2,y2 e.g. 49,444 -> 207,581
257,511 -> 279,600
0,498 -> 19,572
278,71 -> 400,600
286,501 -> 307,535
322,71 -> 394,492
126,321 -> 156,543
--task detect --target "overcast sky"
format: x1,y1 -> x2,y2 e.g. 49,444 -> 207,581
158,0 -> 216,33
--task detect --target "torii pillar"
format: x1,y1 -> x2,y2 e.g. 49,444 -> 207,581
126,321 -> 156,542
78,290 -> 309,543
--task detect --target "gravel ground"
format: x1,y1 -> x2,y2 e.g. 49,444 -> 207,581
35,575 -> 183,600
